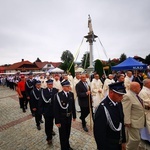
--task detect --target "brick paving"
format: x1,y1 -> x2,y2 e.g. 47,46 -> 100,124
0,86 -> 149,150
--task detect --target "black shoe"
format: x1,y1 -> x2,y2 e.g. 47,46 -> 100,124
47,139 -> 52,145
52,131 -> 56,136
83,126 -> 88,132
37,126 -> 41,130
39,120 -> 44,123
23,109 -> 26,113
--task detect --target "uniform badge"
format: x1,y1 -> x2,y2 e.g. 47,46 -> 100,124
109,102 -> 113,106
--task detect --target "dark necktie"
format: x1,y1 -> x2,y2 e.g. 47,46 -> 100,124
67,92 -> 69,98
84,82 -> 88,90
136,94 -> 143,106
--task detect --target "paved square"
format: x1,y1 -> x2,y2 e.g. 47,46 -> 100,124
0,86 -> 149,150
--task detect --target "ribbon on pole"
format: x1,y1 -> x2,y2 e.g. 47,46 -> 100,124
68,37 -> 84,72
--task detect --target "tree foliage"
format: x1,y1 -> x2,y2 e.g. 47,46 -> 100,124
119,53 -> 127,63
61,50 -> 74,63
94,59 -> 103,77
81,51 -> 90,69
69,63 -> 75,77
60,50 -> 75,75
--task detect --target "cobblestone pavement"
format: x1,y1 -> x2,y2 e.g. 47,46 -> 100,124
0,86 -> 150,150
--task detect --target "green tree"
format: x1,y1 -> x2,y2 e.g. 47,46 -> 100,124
60,50 -> 75,75
145,54 -> 150,65
59,62 -> 68,72
69,63 -> 75,77
81,51 -> 90,69
94,59 -> 103,77
61,50 -> 73,63
119,53 -> 127,63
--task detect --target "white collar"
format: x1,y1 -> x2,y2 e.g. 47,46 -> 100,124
108,95 -> 118,106
63,91 -> 69,97
48,88 -> 52,91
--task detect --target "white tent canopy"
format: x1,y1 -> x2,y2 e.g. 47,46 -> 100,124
49,67 -> 64,73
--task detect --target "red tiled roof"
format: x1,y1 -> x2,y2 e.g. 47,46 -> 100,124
5,61 -> 39,70
50,62 -> 61,68
0,66 -> 5,73
34,62 -> 49,69
34,61 -> 61,69
0,67 -> 5,70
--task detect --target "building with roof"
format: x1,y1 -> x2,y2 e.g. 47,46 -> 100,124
5,59 -> 39,73
4,59 -> 62,74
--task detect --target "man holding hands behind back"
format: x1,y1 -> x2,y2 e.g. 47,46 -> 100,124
54,80 -> 76,150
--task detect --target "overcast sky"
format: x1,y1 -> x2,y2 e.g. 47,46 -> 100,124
0,0 -> 150,65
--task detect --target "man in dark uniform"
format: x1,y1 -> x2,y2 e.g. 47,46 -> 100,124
54,80 -> 76,150
94,82 -> 126,150
39,79 -> 58,145
25,72 -> 36,116
75,74 -> 92,132
132,70 -> 144,88
30,80 -> 43,130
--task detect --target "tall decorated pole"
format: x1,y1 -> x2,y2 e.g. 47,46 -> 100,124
84,15 -> 98,74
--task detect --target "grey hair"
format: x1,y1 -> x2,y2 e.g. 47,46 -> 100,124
143,79 -> 150,86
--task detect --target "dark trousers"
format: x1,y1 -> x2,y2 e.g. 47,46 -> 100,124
9,82 -> 14,90
20,91 -> 27,110
29,99 -> 34,114
80,107 -> 90,127
34,110 -> 42,126
43,115 -> 53,141
19,98 -> 22,108
25,97 -> 34,114
59,117 -> 72,150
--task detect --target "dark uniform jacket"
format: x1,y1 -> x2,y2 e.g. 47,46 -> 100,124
30,88 -> 41,109
76,80 -> 92,107
54,91 -> 76,124
132,75 -> 143,88
25,79 -> 36,97
94,96 -> 126,150
39,88 -> 58,117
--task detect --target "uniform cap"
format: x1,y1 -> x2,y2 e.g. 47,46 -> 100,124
35,80 -> 41,85
61,80 -> 70,86
109,81 -> 126,95
46,79 -> 53,84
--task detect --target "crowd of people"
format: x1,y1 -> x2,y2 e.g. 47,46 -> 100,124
0,69 -> 150,150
